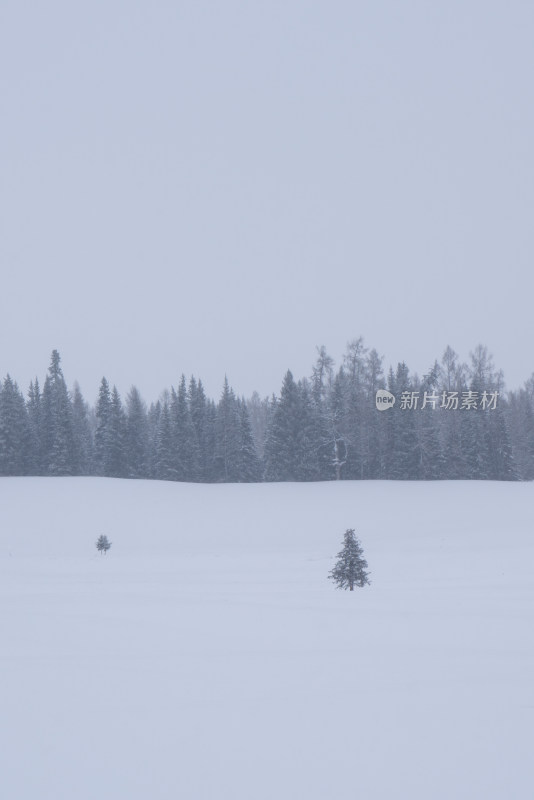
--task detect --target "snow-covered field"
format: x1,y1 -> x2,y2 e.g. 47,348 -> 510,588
1,477 -> 533,800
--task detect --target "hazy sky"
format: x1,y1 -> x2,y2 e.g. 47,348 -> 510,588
1,1 -> 533,404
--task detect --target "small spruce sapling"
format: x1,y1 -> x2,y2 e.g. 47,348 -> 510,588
96,534 -> 112,555
329,528 -> 370,591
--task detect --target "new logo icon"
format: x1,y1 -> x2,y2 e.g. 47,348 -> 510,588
375,389 -> 395,411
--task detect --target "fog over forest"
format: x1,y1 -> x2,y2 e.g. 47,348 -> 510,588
1,341 -> 533,482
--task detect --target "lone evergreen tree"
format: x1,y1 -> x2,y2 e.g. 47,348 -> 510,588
329,529 -> 370,591
96,534 -> 112,555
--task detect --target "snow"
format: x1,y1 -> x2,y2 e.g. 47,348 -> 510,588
1,477 -> 533,799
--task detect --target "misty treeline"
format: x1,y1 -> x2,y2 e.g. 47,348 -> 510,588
0,342 -> 533,482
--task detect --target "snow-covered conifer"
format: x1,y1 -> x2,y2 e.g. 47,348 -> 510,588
41,351 -> 75,476
329,529 -> 370,591
96,534 -> 111,554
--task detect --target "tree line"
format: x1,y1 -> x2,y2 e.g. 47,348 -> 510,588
0,342 -> 533,482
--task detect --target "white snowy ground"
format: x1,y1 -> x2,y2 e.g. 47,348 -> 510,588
0,478 -> 533,800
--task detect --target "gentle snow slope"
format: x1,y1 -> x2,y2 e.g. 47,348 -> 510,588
1,477 -> 533,800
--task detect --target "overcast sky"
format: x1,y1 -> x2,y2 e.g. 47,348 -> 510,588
1,1 -> 533,404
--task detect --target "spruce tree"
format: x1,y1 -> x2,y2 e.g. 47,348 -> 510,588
508,387 -> 534,480
236,398 -> 262,482
188,377 -> 208,481
416,363 -> 445,479
154,402 -> 177,481
263,370 -> 303,481
438,348 -> 465,479
459,407 -> 489,479
107,386 -> 127,477
329,529 -> 370,591
41,350 -> 75,475
72,382 -> 93,475
94,377 -> 112,476
340,338 -> 368,479
246,391 -> 270,462
486,402 -> 518,480
386,363 -> 420,479
0,376 -> 31,475
125,386 -> 149,478
96,534 -> 111,554
170,375 -> 199,481
213,377 -> 241,482
363,348 -> 386,479
27,379 -> 44,474
203,399 -> 219,482
147,400 -> 162,478
295,379 -> 322,481
319,368 -> 348,480
523,389 -> 534,480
